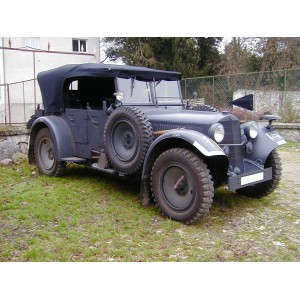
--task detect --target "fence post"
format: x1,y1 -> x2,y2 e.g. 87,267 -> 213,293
7,84 -> 11,125
284,69 -> 287,103
212,76 -> 215,106
23,81 -> 26,123
33,51 -> 37,108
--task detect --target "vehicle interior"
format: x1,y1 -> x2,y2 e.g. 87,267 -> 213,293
64,77 -> 116,110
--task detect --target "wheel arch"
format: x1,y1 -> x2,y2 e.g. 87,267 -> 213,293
140,129 -> 229,206
245,124 -> 286,165
28,116 -> 74,164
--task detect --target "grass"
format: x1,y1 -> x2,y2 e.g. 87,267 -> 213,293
280,140 -> 300,150
0,143 -> 299,262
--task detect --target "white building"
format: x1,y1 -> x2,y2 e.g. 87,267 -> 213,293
0,37 -> 100,124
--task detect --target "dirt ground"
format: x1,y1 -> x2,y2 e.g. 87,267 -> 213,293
279,149 -> 300,195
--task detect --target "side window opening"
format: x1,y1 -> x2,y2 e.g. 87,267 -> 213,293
67,80 -> 81,109
64,77 -> 116,110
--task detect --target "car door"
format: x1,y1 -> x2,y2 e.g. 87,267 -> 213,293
87,107 -> 109,151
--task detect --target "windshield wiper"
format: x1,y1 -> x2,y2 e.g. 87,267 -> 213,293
155,80 -> 161,87
130,78 -> 135,97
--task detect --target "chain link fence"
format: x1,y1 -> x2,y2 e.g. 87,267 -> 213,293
0,79 -> 42,126
181,68 -> 300,122
1,69 -> 299,126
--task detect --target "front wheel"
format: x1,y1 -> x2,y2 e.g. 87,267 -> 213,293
34,128 -> 66,176
151,148 -> 214,224
236,149 -> 282,198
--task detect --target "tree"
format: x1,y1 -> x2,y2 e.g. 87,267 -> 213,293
218,37 -> 300,75
103,37 -> 222,78
255,37 -> 300,71
194,37 -> 222,76
218,37 -> 255,74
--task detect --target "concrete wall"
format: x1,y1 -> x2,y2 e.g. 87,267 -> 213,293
0,127 -> 29,161
275,123 -> 300,141
233,89 -> 300,121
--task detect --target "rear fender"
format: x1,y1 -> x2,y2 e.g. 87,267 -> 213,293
28,116 -> 74,164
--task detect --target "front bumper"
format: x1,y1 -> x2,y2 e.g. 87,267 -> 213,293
228,167 -> 272,191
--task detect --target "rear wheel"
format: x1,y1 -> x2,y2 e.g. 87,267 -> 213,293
151,148 -> 214,224
34,128 -> 66,176
237,149 -> 282,198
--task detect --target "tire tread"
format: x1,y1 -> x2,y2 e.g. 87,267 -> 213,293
151,148 -> 214,224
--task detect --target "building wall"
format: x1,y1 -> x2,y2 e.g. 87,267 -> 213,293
0,37 -> 100,124
1,37 -> 100,83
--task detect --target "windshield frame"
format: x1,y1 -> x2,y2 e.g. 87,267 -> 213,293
152,79 -> 183,106
116,77 -> 183,106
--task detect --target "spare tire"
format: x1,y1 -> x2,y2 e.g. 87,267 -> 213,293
104,106 -> 153,174
192,105 -> 218,112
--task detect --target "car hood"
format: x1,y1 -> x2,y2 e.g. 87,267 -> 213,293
142,108 -> 239,132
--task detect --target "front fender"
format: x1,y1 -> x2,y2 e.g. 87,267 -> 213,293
245,124 -> 286,164
28,116 -> 74,164
140,129 -> 227,206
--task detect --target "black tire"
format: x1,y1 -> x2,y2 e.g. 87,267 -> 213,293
104,106 -> 153,174
191,105 -> 218,112
151,148 -> 214,224
34,128 -> 66,176
27,115 -> 37,129
236,149 -> 282,198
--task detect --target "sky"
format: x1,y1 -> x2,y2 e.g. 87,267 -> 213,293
1,1 -> 298,37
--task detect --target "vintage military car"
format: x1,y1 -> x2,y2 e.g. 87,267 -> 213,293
28,63 -> 286,224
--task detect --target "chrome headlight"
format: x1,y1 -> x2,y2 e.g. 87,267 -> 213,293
209,123 -> 225,143
244,121 -> 258,139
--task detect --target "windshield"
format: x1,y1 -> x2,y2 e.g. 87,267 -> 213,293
117,78 -> 152,104
154,80 -> 182,104
116,78 -> 182,105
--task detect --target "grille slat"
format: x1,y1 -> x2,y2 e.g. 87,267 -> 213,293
152,123 -> 203,133
220,120 -> 244,172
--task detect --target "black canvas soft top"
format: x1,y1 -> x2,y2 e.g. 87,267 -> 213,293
37,63 -> 182,113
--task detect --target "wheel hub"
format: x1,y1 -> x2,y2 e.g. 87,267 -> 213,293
40,139 -> 55,169
123,132 -> 134,149
173,175 -> 188,196
48,148 -> 54,160
161,165 -> 194,210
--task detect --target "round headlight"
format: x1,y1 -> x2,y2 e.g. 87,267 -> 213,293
209,123 -> 225,143
245,121 -> 258,139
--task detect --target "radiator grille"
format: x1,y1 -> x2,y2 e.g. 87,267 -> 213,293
220,119 -> 244,172
152,119 -> 245,172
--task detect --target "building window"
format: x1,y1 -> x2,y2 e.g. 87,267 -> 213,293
72,39 -> 87,52
22,37 -> 40,49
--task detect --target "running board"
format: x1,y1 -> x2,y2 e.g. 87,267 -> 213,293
60,157 -> 87,163
91,163 -> 117,175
